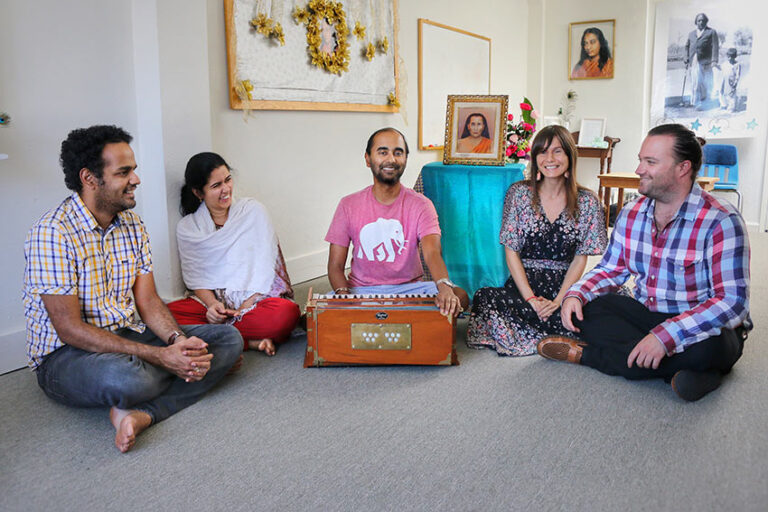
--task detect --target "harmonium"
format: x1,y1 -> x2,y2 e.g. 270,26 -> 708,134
304,290 -> 457,367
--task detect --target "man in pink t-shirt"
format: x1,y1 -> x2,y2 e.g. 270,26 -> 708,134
325,128 -> 468,316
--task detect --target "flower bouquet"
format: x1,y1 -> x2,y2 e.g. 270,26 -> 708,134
505,97 -> 537,163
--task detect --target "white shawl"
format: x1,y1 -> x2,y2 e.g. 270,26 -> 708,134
176,197 -> 278,295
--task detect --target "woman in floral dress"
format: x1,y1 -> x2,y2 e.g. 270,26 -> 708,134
467,125 -> 607,356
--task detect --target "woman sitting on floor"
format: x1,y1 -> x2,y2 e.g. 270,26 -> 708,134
467,125 -> 607,356
169,152 -> 300,356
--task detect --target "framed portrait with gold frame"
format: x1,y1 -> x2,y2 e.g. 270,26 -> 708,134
443,95 -> 508,166
569,19 -> 615,80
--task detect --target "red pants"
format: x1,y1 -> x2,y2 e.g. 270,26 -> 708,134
167,297 -> 300,351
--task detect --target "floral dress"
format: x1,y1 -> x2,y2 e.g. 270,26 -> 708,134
467,181 -> 607,356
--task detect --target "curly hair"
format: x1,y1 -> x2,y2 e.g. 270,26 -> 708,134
59,125 -> 133,192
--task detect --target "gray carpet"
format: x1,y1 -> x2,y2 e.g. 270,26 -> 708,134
2,233 -> 767,512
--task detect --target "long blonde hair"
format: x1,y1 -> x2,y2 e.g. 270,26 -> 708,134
528,125 -> 586,220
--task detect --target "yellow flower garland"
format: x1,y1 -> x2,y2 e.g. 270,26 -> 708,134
296,0 -> 351,75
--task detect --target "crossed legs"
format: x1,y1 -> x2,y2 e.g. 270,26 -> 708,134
539,294 -> 744,399
36,324 -> 242,452
168,297 -> 300,355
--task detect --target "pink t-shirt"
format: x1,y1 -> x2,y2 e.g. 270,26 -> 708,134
325,185 -> 441,287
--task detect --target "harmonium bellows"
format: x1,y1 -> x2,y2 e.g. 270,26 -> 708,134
304,291 -> 457,367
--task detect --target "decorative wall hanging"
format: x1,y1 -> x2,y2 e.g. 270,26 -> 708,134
569,19 -> 615,80
418,19 -> 490,150
225,0 -> 399,112
443,95 -> 508,166
650,2 -> 758,138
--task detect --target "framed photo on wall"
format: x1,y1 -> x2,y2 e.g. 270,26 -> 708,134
443,95 -> 508,166
569,19 -> 615,80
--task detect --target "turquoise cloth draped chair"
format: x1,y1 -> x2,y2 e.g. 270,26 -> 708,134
701,144 -> 741,211
419,162 -> 526,298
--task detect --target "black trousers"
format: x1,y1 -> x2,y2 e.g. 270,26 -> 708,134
575,294 -> 744,381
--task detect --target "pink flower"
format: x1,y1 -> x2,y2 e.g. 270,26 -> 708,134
505,146 -> 514,157
507,113 -> 514,121
523,123 -> 534,131
510,134 -> 519,143
531,110 -> 540,120
519,102 -> 532,111
516,149 -> 525,157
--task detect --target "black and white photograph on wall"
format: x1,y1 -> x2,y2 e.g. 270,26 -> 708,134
650,2 -> 759,138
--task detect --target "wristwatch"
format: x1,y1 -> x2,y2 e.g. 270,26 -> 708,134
168,330 -> 184,344
435,278 -> 456,289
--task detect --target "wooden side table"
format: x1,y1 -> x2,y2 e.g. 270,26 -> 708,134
597,173 -> 719,228
571,131 -> 621,206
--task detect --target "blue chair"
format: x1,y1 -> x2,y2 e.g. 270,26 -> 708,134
701,144 -> 741,210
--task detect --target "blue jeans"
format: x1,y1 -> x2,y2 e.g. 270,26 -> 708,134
35,324 -> 242,423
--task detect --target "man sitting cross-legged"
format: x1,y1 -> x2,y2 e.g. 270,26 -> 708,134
325,127 -> 469,316
23,125 -> 242,452
537,123 -> 751,401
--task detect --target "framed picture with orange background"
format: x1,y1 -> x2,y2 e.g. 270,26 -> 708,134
569,19 -> 615,80
443,95 -> 508,166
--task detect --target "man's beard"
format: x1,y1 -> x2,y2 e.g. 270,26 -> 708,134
372,165 -> 404,185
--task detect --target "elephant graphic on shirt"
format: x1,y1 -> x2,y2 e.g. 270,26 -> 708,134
357,218 -> 407,262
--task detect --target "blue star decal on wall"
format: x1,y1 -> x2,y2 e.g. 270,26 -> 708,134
747,118 -> 758,130
709,126 -> 722,135
691,119 -> 702,130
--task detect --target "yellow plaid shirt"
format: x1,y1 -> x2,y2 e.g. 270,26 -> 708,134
23,193 -> 152,369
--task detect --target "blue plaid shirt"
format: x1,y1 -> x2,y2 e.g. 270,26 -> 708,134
567,185 -> 750,355
23,193 -> 152,369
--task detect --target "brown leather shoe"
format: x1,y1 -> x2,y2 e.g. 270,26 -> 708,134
537,336 -> 585,364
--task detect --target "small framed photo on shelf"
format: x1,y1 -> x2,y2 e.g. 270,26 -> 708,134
443,94 -> 508,166
569,19 -> 615,80
578,118 -> 607,147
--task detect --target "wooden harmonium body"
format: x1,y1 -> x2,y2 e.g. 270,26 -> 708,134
304,292 -> 457,367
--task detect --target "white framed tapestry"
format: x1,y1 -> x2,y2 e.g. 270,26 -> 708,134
225,0 -> 399,112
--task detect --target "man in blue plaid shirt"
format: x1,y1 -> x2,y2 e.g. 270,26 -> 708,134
23,125 -> 242,452
537,124 -> 751,401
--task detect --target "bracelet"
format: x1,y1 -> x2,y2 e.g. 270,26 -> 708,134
525,295 -> 537,302
334,287 -> 350,294
168,330 -> 183,344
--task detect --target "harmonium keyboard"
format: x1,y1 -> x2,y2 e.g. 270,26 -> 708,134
304,290 -> 457,367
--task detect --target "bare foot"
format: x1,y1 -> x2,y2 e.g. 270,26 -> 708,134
226,354 -> 244,375
247,338 -> 276,356
109,407 -> 152,453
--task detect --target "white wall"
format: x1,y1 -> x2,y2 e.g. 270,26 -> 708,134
204,0 -> 530,284
534,0 -> 768,227
0,0 -> 142,372
0,0 -> 529,372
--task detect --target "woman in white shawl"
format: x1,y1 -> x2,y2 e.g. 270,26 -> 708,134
168,152 -> 300,356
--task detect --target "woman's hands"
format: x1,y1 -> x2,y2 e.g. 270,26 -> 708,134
527,296 -> 562,322
205,301 -> 237,324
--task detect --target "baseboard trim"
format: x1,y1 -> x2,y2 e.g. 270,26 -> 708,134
1,329 -> 28,375
285,248 -> 329,284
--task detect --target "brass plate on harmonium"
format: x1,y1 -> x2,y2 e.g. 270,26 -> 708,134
350,323 -> 412,350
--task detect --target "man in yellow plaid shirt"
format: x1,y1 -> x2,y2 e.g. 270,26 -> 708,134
23,125 -> 242,453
